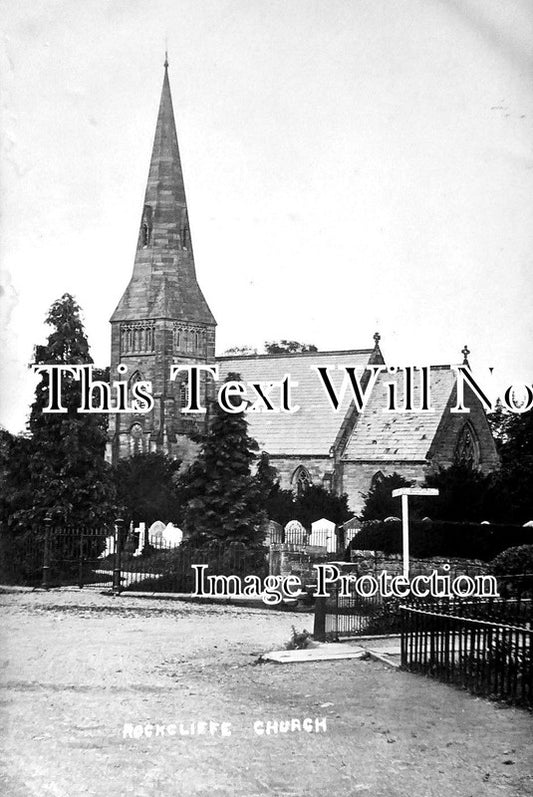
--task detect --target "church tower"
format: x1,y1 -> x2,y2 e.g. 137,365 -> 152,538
109,57 -> 216,462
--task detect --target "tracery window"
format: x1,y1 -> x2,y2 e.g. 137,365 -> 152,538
292,465 -> 311,497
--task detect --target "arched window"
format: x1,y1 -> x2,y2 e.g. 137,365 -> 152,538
455,422 -> 480,467
128,370 -> 144,388
292,465 -> 311,497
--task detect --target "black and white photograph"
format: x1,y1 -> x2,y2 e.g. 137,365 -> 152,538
1,2 -> 532,795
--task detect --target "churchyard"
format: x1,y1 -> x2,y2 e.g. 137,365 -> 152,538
1,587 -> 533,797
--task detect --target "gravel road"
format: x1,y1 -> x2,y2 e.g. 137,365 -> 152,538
1,589 -> 532,797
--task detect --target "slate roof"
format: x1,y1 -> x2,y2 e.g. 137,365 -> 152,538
342,366 -> 456,462
218,349 -> 374,456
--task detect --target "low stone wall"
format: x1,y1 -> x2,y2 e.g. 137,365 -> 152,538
269,543 -> 330,582
269,543 -> 488,582
348,550 -> 488,577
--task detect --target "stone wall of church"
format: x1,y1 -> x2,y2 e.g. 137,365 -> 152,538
340,461 -> 428,516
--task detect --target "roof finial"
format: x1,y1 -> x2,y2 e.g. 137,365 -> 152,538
461,344 -> 470,365
373,331 -> 381,347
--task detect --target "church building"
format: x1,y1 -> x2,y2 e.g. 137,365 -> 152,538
109,60 -> 499,514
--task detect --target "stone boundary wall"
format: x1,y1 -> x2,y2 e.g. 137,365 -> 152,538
269,543 -> 488,581
348,551 -> 488,577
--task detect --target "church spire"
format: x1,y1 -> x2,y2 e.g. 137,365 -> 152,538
111,61 -> 215,325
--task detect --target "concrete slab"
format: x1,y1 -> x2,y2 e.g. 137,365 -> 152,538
261,643 -> 366,663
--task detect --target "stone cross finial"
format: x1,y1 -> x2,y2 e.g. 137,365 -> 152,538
461,344 -> 470,365
373,331 -> 381,347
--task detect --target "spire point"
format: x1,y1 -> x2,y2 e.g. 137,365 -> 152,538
164,50 -> 169,70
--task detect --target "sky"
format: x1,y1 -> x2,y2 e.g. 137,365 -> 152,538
1,0 -> 532,434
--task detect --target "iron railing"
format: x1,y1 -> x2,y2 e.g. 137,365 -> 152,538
400,604 -> 532,708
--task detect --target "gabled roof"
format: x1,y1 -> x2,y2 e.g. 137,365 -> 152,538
218,349 -> 375,456
342,366 -> 457,461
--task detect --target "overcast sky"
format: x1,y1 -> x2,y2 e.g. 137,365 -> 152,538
1,0 -> 532,434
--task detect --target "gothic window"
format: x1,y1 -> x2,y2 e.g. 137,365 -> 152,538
455,422 -> 480,467
129,370 -> 143,387
292,465 -> 311,497
130,422 -> 144,456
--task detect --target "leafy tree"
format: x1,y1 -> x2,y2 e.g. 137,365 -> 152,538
488,544 -> 533,597
253,451 -> 297,525
421,462 -> 498,522
491,409 -> 533,523
264,340 -> 317,354
113,453 -> 183,527
182,373 -> 266,546
359,473 -> 412,521
1,294 -> 116,530
222,345 -> 258,355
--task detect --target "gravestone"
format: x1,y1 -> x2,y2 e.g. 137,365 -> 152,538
133,522 -> 146,557
309,518 -> 336,552
265,519 -> 283,545
99,534 -> 115,558
148,520 -> 167,547
284,519 -> 307,545
162,523 -> 183,548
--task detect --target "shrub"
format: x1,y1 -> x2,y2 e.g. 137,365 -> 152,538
348,520 -> 533,561
285,626 -> 312,650
488,545 -> 533,597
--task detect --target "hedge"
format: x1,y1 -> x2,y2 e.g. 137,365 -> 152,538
348,520 -> 533,561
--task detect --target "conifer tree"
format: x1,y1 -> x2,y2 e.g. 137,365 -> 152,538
183,374 -> 266,546
2,294 -> 116,530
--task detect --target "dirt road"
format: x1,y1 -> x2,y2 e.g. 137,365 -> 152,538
1,589 -> 532,797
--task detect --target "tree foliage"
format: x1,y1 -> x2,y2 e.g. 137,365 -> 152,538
113,453 -> 183,527
182,374 -> 266,546
359,473 -> 412,522
421,462 -> 497,522
264,340 -> 317,354
1,294 -> 116,530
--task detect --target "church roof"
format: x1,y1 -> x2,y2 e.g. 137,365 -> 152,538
342,366 -> 457,462
218,349 -> 374,456
111,60 -> 215,325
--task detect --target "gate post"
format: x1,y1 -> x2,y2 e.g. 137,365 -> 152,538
112,517 -> 124,595
41,514 -> 52,590
314,596 -> 327,642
